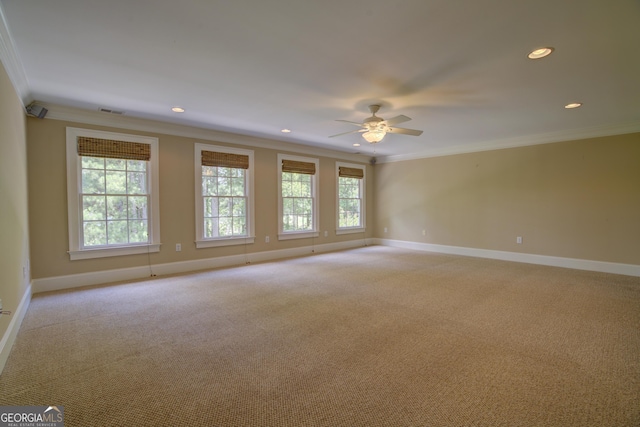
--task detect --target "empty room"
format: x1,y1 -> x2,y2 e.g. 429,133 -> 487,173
1,1 -> 639,426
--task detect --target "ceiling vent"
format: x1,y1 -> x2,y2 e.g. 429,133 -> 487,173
99,108 -> 124,115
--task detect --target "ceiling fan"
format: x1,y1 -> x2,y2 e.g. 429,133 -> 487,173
329,105 -> 423,144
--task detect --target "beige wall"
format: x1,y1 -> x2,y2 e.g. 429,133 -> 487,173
0,61 -> 29,344
19,94 -> 640,283
27,118 -> 373,280
374,133 -> 640,265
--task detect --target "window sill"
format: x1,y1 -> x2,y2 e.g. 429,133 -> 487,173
69,243 -> 161,260
278,231 -> 320,241
336,227 -> 366,235
196,236 -> 255,249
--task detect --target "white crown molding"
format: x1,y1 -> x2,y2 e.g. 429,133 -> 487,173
40,103 -> 371,164
32,239 -> 373,294
0,3 -> 30,106
375,238 -> 640,277
377,121 -> 640,163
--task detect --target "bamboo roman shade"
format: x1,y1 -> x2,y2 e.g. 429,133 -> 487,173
338,166 -> 364,179
282,159 -> 316,175
201,150 -> 249,169
77,137 -> 151,161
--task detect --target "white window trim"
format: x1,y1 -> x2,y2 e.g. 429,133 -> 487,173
66,127 -> 161,260
336,161 -> 366,235
278,153 -> 320,241
194,143 -> 255,249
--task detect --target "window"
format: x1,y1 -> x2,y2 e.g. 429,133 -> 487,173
336,162 -> 365,234
278,154 -> 319,240
195,144 -> 254,248
66,127 -> 160,260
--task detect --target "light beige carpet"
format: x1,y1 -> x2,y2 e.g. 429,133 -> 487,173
1,246 -> 639,426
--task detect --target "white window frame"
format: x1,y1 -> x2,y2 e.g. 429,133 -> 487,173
195,143 -> 255,248
336,161 -> 366,235
66,127 -> 161,260
277,153 -> 319,241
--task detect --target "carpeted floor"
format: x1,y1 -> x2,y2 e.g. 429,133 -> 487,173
1,246 -> 639,426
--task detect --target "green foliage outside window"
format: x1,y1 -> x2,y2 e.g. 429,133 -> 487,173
202,166 -> 247,238
338,176 -> 362,228
81,157 -> 149,247
282,172 -> 313,231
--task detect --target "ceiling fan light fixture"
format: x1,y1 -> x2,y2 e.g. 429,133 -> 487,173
362,129 -> 386,143
527,47 -> 554,59
330,105 -> 421,143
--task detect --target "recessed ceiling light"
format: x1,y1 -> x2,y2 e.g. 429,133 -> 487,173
281,129 -> 291,133
171,107 -> 185,113
353,143 -> 361,147
564,102 -> 582,109
527,47 -> 554,59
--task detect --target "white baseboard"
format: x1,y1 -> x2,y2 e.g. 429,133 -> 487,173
28,237 -> 640,293
375,238 -> 640,277
0,284 -> 31,374
32,239 -> 373,294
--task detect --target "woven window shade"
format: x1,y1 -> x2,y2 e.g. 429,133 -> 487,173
202,151 -> 249,169
282,159 -> 316,175
339,166 -> 364,179
77,137 -> 151,161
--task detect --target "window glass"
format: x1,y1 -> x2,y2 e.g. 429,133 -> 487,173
278,154 -> 319,240
336,162 -> 366,234
195,144 -> 254,248
66,127 -> 160,260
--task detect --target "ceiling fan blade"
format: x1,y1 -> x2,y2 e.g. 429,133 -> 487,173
335,119 -> 365,127
382,115 -> 411,126
329,129 -> 366,138
387,127 -> 423,136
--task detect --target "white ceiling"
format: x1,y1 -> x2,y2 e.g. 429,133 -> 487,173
1,0 -> 639,160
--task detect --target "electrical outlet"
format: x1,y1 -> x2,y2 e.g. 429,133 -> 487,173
176,243 -> 182,251
265,236 -> 270,243
517,236 -> 523,244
